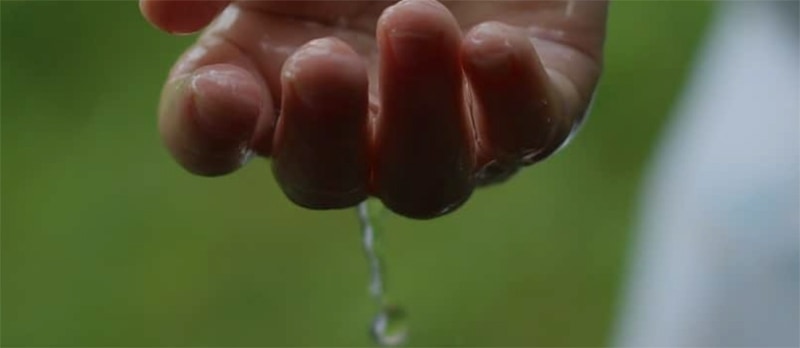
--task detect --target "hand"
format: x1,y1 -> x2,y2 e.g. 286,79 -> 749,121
141,0 -> 608,219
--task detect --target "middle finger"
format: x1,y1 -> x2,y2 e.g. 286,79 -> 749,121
374,0 -> 475,219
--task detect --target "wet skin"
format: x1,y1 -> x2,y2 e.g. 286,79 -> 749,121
141,0 -> 608,219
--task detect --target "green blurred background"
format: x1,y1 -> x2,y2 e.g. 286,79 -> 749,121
1,1 -> 712,346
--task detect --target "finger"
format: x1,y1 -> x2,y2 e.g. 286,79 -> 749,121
462,22 -> 562,184
521,1 -> 609,162
272,38 -> 370,209
140,0 -> 230,34
158,28 -> 276,175
374,0 -> 475,219
159,64 -> 266,176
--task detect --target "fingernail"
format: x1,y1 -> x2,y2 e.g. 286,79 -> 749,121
470,48 -> 513,75
190,68 -> 261,139
467,24 -> 514,75
283,39 -> 340,108
389,28 -> 441,69
396,0 -> 447,11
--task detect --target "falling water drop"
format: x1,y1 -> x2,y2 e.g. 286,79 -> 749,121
357,199 -> 409,347
371,304 -> 409,347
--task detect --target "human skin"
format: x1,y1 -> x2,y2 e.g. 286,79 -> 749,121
140,0 -> 608,219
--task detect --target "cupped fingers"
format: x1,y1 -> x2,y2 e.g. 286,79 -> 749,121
374,0 -> 475,219
272,38 -> 370,209
462,22 -> 565,185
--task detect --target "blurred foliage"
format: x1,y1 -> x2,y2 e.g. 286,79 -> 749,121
1,1 -> 712,346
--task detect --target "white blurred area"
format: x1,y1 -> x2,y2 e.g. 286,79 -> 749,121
616,1 -> 799,347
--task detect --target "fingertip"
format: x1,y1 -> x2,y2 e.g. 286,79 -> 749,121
281,38 -> 368,108
141,0 -> 229,34
190,65 -> 262,141
379,0 -> 452,23
462,21 -> 558,168
462,22 -> 528,77
159,64 -> 265,176
374,0 -> 474,219
378,0 -> 460,50
273,37 -> 370,209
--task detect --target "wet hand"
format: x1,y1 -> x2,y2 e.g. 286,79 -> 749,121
141,0 -> 608,219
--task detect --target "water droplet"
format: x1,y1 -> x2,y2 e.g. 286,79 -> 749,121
474,160 -> 519,186
520,149 -> 544,165
371,304 -> 409,347
238,146 -> 254,166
